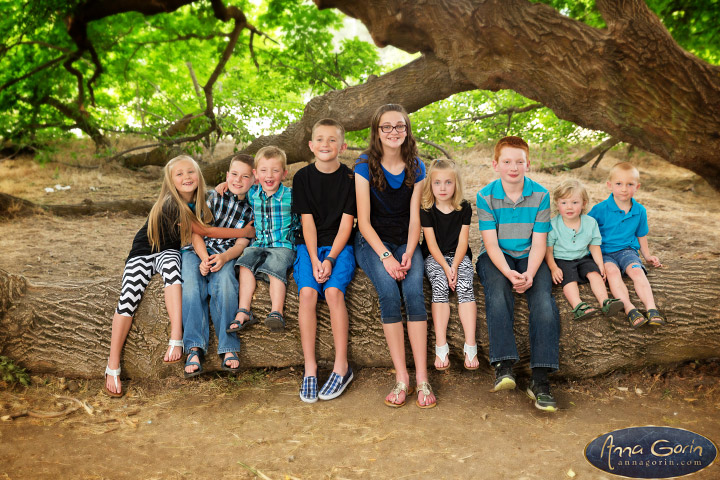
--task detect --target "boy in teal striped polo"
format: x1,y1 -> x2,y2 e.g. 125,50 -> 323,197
475,136 -> 560,412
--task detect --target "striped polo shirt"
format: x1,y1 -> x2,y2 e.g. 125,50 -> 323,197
476,177 -> 551,258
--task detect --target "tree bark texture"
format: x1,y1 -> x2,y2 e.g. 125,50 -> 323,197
0,193 -> 152,219
1,258 -> 718,381
201,53 -> 475,184
315,0 -> 720,189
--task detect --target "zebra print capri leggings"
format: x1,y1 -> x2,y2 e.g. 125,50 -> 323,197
115,249 -> 182,317
424,254 -> 475,304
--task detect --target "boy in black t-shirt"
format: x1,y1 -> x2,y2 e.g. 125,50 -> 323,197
292,118 -> 356,403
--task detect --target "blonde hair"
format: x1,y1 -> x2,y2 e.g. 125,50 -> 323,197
254,146 -> 287,170
312,118 -> 345,140
147,155 -> 212,251
608,162 -> 640,181
552,179 -> 589,214
421,159 -> 464,211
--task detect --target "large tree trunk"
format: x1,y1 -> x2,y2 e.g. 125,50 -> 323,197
1,258 -> 717,381
316,0 -> 720,189
0,193 -> 152,218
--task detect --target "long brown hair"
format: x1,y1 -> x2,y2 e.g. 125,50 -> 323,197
147,155 -> 212,251
359,104 -> 419,191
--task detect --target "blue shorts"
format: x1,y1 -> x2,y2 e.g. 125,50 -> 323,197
235,246 -> 295,284
293,244 -> 355,299
602,248 -> 647,275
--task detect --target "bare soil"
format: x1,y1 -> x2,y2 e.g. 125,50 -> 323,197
1,142 -> 719,479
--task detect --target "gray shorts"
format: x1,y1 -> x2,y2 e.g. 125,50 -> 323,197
235,246 -> 295,284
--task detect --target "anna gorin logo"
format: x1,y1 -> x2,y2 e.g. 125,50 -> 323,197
585,426 -> 717,478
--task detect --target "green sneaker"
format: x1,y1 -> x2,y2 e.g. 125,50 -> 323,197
526,380 -> 557,412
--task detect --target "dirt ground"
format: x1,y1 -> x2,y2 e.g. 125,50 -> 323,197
1,140 -> 719,479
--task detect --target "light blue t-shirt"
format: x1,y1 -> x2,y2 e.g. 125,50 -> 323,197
547,214 -> 602,261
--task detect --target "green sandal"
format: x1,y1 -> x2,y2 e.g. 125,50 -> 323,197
601,298 -> 624,316
627,308 -> 648,328
571,302 -> 597,320
646,309 -> 666,326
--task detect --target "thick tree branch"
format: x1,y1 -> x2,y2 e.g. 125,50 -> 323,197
201,53 -> 475,183
315,0 -> 720,189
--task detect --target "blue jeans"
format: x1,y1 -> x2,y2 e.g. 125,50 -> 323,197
182,250 -> 240,355
354,232 -> 427,324
475,252 -> 559,370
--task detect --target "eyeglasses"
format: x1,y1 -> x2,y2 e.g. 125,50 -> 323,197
379,124 -> 407,133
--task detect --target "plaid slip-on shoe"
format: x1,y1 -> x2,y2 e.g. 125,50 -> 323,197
299,376 -> 318,403
318,366 -> 354,401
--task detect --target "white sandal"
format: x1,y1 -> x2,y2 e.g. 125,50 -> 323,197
463,343 -> 479,370
435,343 -> 450,371
104,364 -> 124,398
164,339 -> 184,364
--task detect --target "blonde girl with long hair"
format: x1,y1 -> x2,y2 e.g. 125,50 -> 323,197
420,159 -> 478,372
105,155 -> 253,397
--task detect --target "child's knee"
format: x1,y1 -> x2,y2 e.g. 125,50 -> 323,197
299,287 -> 318,303
626,263 -> 646,278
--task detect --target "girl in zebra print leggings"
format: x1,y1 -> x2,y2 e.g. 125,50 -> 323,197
105,155 -> 253,398
420,159 -> 479,372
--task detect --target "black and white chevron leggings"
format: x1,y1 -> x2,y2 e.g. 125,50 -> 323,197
424,254 -> 475,304
115,250 -> 182,317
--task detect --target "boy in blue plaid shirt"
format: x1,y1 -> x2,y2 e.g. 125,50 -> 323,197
182,154 -> 255,378
230,146 -> 298,332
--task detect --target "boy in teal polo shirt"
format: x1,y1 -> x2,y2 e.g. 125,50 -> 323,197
588,162 -> 664,328
545,180 -> 623,321
475,136 -> 560,412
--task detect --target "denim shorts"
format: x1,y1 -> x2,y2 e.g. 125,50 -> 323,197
293,244 -> 356,299
602,248 -> 647,275
235,246 -> 295,284
555,255 -> 601,287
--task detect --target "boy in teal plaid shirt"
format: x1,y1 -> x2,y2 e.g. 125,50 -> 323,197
229,146 -> 299,332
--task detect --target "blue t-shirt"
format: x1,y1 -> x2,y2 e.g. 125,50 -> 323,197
588,194 -> 649,254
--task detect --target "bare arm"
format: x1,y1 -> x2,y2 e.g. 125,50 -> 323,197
403,179 -> 424,260
192,233 -> 210,262
638,236 -> 662,267
451,224 -> 470,270
545,245 -> 563,284
191,221 -> 254,239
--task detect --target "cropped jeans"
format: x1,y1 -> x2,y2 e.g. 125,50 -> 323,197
354,232 -> 427,324
475,252 -> 560,370
182,250 -> 241,355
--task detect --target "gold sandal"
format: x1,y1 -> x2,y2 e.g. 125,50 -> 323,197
416,381 -> 437,409
384,381 -> 414,408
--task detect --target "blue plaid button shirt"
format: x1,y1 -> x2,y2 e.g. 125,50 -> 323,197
204,190 -> 254,255
247,183 -> 298,250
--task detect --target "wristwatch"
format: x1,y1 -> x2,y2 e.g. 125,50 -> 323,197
379,251 -> 392,261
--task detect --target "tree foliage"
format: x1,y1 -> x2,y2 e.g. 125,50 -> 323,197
0,0 -> 718,163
